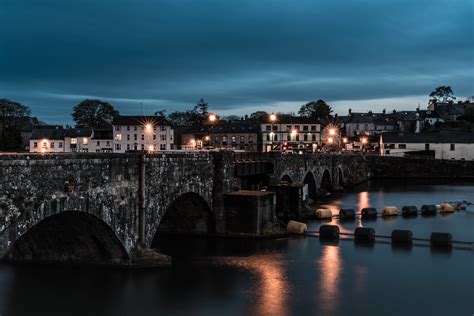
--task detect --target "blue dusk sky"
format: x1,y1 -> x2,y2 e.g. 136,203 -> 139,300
0,0 -> 473,123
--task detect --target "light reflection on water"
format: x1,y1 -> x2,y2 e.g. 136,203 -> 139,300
319,245 -> 341,315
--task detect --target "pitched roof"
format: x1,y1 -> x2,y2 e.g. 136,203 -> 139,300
381,132 -> 474,144
64,127 -> 92,137
185,121 -> 260,134
30,126 -> 65,140
112,115 -> 169,126
92,128 -> 113,140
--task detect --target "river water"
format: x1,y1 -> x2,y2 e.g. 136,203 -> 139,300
0,179 -> 473,316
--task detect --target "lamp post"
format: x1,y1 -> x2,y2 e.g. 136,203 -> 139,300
269,113 -> 277,152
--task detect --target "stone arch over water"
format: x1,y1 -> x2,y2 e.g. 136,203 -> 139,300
320,169 -> 332,192
3,211 -> 129,265
303,171 -> 317,200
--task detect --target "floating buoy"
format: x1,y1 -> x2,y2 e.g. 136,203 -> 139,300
361,208 -> 377,219
319,225 -> 340,240
421,204 -> 437,215
391,229 -> 413,244
440,203 -> 455,213
430,232 -> 452,247
315,209 -> 332,219
339,208 -> 356,220
402,206 -> 418,217
382,206 -> 398,217
287,220 -> 307,234
354,227 -> 375,242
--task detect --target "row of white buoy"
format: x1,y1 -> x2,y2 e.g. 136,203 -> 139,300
286,221 -> 472,249
313,203 -> 457,220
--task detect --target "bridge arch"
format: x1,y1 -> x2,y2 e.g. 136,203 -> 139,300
150,192 -> 215,247
3,211 -> 129,265
337,167 -> 344,188
320,169 -> 332,192
303,171 -> 317,200
281,174 -> 293,184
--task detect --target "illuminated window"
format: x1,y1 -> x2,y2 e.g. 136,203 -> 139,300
83,137 -> 88,145
115,134 -> 122,141
70,138 -> 77,144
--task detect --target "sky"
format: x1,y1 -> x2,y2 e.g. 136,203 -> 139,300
0,0 -> 473,124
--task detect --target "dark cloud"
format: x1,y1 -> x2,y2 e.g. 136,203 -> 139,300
0,0 -> 472,123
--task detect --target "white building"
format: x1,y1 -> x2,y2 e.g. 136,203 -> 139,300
380,132 -> 474,160
89,129 -> 113,153
64,128 -> 93,153
29,125 -> 65,153
261,116 -> 321,152
112,115 -> 174,152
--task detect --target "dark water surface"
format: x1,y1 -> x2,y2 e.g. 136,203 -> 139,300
0,180 -> 473,316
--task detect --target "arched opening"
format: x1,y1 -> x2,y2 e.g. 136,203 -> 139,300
154,193 -> 215,237
338,168 -> 344,188
303,172 -> 317,201
3,211 -> 128,265
281,174 -> 293,184
320,169 -> 332,193
151,193 -> 215,255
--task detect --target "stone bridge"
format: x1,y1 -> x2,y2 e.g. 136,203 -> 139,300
0,152 -> 473,265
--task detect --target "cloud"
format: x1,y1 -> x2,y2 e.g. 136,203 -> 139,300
0,0 -> 472,123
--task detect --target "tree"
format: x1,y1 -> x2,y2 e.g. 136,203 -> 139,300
249,111 -> 268,121
298,100 -> 333,118
464,105 -> 474,123
429,86 -> 456,105
167,110 -> 201,127
0,99 -> 31,151
71,99 -> 119,128
194,98 -> 209,120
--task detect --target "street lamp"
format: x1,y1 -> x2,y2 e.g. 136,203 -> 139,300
208,114 -> 217,123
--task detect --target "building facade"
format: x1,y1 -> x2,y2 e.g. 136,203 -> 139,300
260,116 -> 321,153
29,125 -> 66,153
181,121 -> 260,151
380,132 -> 474,160
112,115 -> 174,153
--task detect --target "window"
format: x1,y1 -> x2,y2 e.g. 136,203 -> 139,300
266,125 -> 271,131
58,142 -> 63,148
425,144 -> 430,150
115,134 -> 122,141
71,138 -> 77,144
51,142 -> 55,148
312,134 -> 316,141
96,141 -> 100,146
295,125 -> 300,130
141,144 -> 144,150
287,134 -> 291,141
127,144 -> 130,150
311,125 -> 316,131
398,144 -> 406,149
134,134 -> 137,141
106,141 -> 110,146
296,135 -> 300,141
127,126 -> 130,131
153,134 -> 156,140
274,135 -> 278,141
249,136 -> 253,143
303,125 -> 308,131
160,135 -> 166,141
267,134 -> 270,141
83,137 -> 88,145
160,144 -> 166,150
240,136 -> 245,143
273,125 -> 278,131
214,137 -> 219,143
450,144 -> 455,151
115,144 -> 121,150
160,126 -> 166,131
33,142 -> 38,148
134,126 -> 137,131
231,136 -> 236,143
304,134 -> 308,141
115,126 -> 120,131
127,135 -> 130,141
141,134 -> 144,141
286,125 -> 292,131
42,141 -> 47,147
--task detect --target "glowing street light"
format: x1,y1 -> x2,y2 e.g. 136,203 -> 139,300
329,128 -> 336,136
342,137 -> 348,144
148,145 -> 154,152
291,129 -> 298,137
361,137 -> 368,144
328,137 -> 334,144
204,135 -> 210,141
208,114 -> 217,123
270,113 -> 277,122
145,123 -> 152,130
